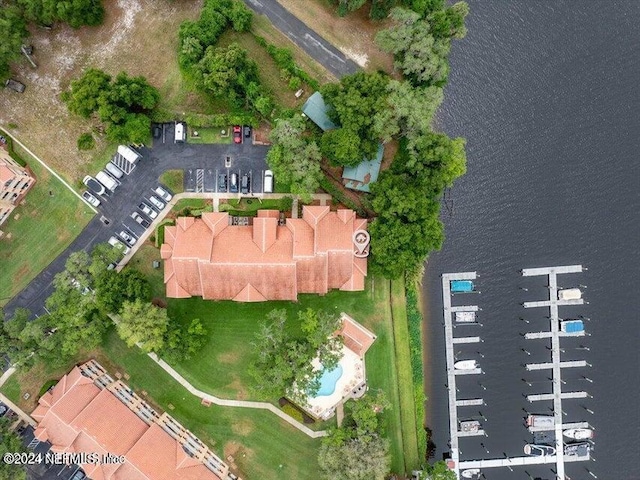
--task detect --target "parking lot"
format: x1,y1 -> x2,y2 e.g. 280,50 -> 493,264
18,425 -> 86,480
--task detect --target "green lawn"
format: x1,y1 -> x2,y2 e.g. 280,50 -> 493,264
220,198 -> 290,216
0,159 -> 93,307
159,169 -> 184,194
187,126 -> 232,145
390,279 -> 421,471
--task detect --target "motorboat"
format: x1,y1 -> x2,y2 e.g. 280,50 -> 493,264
526,414 -> 554,429
563,428 -> 593,440
558,288 -> 581,300
560,319 -> 584,334
524,444 -> 556,456
454,360 -> 478,370
455,311 -> 477,323
564,442 -> 590,457
461,469 -> 482,479
459,420 -> 481,433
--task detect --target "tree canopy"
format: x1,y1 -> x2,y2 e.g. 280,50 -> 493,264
0,6 -> 28,82
17,0 -> 104,28
249,308 -> 342,402
266,115 -> 323,202
0,417 -> 27,480
117,299 -> 169,353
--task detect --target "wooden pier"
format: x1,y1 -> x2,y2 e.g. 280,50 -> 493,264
441,267 -> 592,479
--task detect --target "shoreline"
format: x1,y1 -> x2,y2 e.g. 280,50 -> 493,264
418,261 -> 435,448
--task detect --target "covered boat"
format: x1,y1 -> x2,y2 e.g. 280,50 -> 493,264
454,360 -> 478,370
564,442 -> 590,457
558,288 -> 582,300
560,319 -> 584,334
563,428 -> 594,440
461,469 -> 481,479
524,444 -> 556,456
451,280 -> 475,293
526,414 -> 554,429
455,311 -> 477,323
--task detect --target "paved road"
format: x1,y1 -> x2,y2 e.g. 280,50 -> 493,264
2,131 -> 268,319
243,0 -> 359,78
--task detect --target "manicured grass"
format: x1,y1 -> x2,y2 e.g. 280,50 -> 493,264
1,376 -> 21,405
172,198 -> 212,214
390,279 -> 421,471
159,169 -> 185,194
187,126 -> 232,145
220,198 -> 290,216
0,158 -> 93,307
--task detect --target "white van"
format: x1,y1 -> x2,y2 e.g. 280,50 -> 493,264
96,170 -> 118,191
263,170 -> 273,193
175,123 -> 185,143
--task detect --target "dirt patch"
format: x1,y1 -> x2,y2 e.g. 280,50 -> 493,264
217,350 -> 241,364
0,0 -> 202,183
226,377 -> 249,401
231,417 -> 255,437
277,0 -> 394,72
12,264 -> 31,284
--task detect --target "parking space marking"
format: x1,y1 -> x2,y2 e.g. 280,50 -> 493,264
196,169 -> 204,193
162,124 -> 166,144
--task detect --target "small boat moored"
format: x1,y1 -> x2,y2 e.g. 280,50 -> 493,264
524,444 -> 556,456
526,414 -> 555,429
563,428 -> 594,440
558,288 -> 582,300
454,360 -> 478,370
461,469 -> 482,479
451,280 -> 475,293
455,311 -> 477,323
564,442 -> 591,457
560,319 -> 584,334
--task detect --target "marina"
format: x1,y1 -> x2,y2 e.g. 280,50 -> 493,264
441,266 -> 594,479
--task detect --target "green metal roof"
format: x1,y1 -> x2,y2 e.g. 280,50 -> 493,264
342,144 -> 384,193
301,92 -> 337,131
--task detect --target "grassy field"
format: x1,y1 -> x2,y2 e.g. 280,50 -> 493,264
187,126 -> 233,145
277,0 -> 394,73
390,279 -> 421,471
159,169 -> 184,194
0,155 -> 92,307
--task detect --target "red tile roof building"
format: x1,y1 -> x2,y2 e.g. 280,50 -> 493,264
32,361 -> 229,480
0,147 -> 35,226
161,206 -> 369,301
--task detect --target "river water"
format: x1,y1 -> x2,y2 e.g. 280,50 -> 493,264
423,1 -> 640,479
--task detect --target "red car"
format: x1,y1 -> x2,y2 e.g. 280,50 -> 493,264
233,125 -> 242,144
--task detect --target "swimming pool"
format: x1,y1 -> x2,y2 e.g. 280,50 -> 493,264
316,364 -> 344,396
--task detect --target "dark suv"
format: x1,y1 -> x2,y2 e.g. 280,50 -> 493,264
218,173 -> 227,192
241,174 -> 250,194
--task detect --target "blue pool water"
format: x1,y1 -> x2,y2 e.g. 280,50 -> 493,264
316,365 -> 344,396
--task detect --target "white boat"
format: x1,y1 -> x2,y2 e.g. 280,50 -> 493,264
524,444 -> 556,456
558,288 -> 581,300
461,469 -> 481,479
563,428 -> 593,440
454,360 -> 478,370
526,414 -> 554,429
455,311 -> 477,323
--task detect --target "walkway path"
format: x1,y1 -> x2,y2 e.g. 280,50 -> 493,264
243,0 -> 359,78
148,353 -> 328,439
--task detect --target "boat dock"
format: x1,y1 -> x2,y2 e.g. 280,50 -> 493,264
441,266 -> 593,479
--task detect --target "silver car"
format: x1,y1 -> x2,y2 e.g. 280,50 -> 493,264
118,230 -> 137,246
154,186 -> 172,202
139,202 -> 158,219
82,191 -> 101,207
149,195 -> 165,210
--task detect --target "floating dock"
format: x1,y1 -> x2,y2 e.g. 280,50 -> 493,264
441,266 -> 593,479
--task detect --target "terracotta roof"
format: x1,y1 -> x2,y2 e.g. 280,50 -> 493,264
338,313 -> 377,357
33,366 -> 222,480
162,206 -> 368,301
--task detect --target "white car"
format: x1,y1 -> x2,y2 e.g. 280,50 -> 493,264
154,186 -> 172,202
82,191 -> 101,207
108,236 -> 130,255
139,202 -> 158,219
118,230 -> 137,247
149,195 -> 165,210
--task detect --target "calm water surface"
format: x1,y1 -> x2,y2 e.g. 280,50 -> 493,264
423,2 -> 640,479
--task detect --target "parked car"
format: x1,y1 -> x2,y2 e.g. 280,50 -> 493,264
241,174 -> 250,194
70,469 -> 86,480
233,125 -> 242,144
118,230 -> 137,247
263,170 -> 273,193
82,190 -> 101,207
131,212 -> 151,229
108,236 -> 130,255
105,162 -> 124,179
149,195 -> 165,210
229,173 -> 239,193
152,125 -> 162,138
83,175 -> 105,195
218,173 -> 227,192
96,170 -> 118,192
0,404 -> 8,417
154,186 -> 172,202
139,202 -> 158,219
243,125 -> 252,138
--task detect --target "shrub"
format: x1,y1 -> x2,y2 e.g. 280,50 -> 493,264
77,132 -> 95,150
288,76 -> 302,91
281,403 -> 304,422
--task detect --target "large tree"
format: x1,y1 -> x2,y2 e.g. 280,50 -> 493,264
117,300 -> 169,352
61,68 -> 111,118
0,417 -> 27,480
162,318 -> 208,362
0,6 -> 28,82
17,0 -> 104,28
95,269 -> 150,314
266,116 -> 322,202
321,71 -> 390,160
376,7 -> 450,87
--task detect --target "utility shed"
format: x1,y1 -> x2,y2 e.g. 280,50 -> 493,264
301,92 -> 337,132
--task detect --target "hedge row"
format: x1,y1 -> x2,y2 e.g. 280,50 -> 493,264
182,112 -> 257,129
253,35 -> 320,91
405,281 -> 427,460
